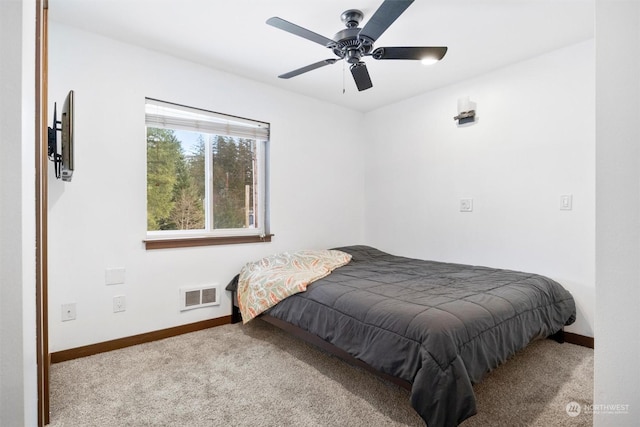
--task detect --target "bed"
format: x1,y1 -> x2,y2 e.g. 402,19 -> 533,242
227,245 -> 576,426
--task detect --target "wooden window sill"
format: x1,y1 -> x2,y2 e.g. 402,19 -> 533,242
144,234 -> 273,250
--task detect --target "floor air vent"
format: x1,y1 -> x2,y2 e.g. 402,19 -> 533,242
180,284 -> 220,311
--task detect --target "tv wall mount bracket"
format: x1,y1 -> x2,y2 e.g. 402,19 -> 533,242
47,103 -> 63,180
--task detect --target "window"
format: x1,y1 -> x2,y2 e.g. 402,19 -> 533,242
144,98 -> 270,249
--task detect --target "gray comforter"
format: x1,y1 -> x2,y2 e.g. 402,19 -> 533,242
264,246 -> 576,426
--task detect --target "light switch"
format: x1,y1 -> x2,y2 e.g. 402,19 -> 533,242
460,198 -> 473,212
560,195 -> 573,211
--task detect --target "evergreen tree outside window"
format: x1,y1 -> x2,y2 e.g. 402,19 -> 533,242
145,99 -> 269,243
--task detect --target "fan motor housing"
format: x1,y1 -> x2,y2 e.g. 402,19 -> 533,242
332,27 -> 373,62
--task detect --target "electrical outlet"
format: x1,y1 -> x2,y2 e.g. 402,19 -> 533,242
113,295 -> 126,313
61,303 -> 76,321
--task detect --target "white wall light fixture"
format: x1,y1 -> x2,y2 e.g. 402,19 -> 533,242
454,96 -> 476,125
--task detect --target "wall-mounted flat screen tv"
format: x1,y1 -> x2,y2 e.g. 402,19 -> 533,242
48,90 -> 74,182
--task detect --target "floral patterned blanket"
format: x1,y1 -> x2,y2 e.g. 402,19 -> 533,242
237,249 -> 352,323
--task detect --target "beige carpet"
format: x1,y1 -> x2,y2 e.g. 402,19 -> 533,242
49,320 -> 593,426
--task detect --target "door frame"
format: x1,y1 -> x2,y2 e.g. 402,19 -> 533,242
35,0 -> 49,425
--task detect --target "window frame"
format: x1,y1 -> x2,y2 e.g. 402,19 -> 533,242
143,98 -> 271,249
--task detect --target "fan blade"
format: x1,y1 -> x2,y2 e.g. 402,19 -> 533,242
358,0 -> 414,44
350,62 -> 373,91
279,59 -> 338,79
266,17 -> 335,48
372,46 -> 448,61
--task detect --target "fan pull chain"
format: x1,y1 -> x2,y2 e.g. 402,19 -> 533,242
342,60 -> 346,94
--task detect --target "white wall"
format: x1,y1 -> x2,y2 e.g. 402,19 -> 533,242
363,40 -> 595,337
47,23 -> 365,352
48,24 -> 598,348
594,1 -> 640,425
0,0 -> 38,425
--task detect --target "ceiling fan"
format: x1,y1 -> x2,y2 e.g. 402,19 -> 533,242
266,0 -> 447,92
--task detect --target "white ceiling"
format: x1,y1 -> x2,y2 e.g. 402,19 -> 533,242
48,0 -> 594,112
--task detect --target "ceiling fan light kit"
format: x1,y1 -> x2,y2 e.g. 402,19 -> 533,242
266,0 -> 447,92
